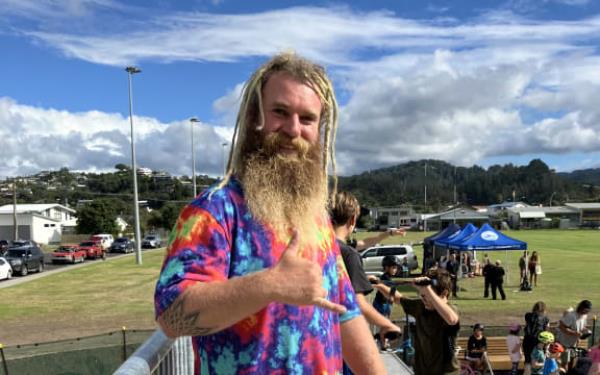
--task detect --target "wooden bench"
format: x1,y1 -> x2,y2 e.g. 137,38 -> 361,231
456,336 -> 590,372
456,336 -> 522,371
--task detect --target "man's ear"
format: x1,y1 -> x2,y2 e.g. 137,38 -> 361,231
348,215 -> 357,230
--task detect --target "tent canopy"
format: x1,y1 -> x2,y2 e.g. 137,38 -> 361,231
423,223 -> 460,246
434,223 -> 478,248
449,223 -> 527,251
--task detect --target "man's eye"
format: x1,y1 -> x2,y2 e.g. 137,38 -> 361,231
273,108 -> 287,116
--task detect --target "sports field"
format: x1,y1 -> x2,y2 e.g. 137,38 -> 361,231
0,229 -> 598,346
356,229 -> 600,328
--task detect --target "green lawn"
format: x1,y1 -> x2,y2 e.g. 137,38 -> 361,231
355,229 -> 600,327
0,230 -> 599,345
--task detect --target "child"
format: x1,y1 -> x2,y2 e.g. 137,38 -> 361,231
506,323 -> 522,375
542,342 -> 564,375
589,338 -> 600,375
372,255 -> 399,318
532,331 -> 554,375
467,323 -> 488,372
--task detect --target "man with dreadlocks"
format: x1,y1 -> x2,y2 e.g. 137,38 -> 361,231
154,52 -> 386,374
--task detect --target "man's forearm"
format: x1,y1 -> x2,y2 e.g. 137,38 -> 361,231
158,269 -> 274,337
341,316 -> 387,375
356,294 -> 394,328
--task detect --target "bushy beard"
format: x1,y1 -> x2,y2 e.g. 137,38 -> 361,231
239,132 -> 327,245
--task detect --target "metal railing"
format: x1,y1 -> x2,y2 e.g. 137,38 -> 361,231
113,330 -> 193,375
114,328 -> 412,375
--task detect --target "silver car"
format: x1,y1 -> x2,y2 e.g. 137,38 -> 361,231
361,244 -> 418,274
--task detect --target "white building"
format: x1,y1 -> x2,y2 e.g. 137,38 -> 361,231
0,204 -> 77,244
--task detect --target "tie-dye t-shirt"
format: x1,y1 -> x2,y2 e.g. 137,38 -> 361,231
154,178 -> 360,374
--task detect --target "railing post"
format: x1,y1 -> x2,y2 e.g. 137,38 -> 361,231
0,343 -> 9,375
592,315 -> 597,346
122,326 -> 128,362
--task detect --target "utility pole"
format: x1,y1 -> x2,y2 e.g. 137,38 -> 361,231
12,180 -> 18,240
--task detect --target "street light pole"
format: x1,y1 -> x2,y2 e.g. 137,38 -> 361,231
221,142 -> 228,177
126,66 -> 143,265
190,117 -> 200,197
424,162 -> 427,231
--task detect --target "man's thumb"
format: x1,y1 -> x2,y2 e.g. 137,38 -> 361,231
282,229 -> 300,257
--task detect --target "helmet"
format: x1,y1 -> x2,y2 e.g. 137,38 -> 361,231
473,323 -> 485,331
549,342 -> 565,354
538,331 -> 554,344
382,255 -> 400,268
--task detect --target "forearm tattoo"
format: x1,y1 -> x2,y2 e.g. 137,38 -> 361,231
162,295 -> 215,336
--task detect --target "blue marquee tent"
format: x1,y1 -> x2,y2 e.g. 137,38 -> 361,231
434,223 -> 478,249
449,223 -> 527,251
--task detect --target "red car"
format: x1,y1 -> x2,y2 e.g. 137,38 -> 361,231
79,240 -> 105,260
51,244 -> 86,264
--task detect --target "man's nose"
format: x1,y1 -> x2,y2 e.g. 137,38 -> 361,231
280,114 -> 301,138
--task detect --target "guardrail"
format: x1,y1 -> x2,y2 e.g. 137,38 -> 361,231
114,329 -> 413,375
113,330 -> 193,375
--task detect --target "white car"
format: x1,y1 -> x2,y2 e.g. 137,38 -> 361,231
0,257 -> 12,280
361,244 -> 419,275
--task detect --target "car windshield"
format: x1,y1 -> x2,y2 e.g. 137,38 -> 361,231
7,249 -> 27,257
80,242 -> 95,246
145,236 -> 156,240
11,241 -> 28,247
115,238 -> 128,243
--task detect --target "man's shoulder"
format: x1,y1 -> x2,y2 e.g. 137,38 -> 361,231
193,178 -> 245,211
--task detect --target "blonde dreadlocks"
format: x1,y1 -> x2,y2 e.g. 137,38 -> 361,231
215,52 -> 340,200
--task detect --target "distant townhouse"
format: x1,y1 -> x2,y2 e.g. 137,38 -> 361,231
369,206 -> 416,229
565,203 -> 600,227
506,206 -> 579,229
0,204 -> 77,244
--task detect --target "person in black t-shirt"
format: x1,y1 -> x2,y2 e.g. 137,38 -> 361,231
329,191 -> 402,373
466,323 -> 488,372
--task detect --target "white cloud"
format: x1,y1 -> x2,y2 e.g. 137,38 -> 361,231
0,97 -> 228,177
3,5 -> 600,175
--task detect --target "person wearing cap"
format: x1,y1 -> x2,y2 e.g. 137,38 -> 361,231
542,342 -> 565,375
506,323 -> 522,375
532,331 -> 555,375
556,300 -> 593,368
466,323 -> 488,372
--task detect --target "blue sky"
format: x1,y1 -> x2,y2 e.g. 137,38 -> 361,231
1,0 -> 600,178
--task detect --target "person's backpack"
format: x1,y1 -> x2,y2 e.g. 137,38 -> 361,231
524,313 -> 544,338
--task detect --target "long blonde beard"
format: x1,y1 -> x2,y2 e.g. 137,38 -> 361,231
239,133 -> 328,249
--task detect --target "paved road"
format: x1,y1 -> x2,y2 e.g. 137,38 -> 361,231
0,250 -> 156,289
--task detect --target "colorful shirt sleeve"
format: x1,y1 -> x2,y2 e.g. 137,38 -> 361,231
154,204 -> 231,318
334,241 -> 361,323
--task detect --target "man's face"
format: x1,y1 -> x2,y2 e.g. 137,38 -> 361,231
261,72 -> 322,151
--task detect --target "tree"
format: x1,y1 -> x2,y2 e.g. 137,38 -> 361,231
76,199 -> 119,235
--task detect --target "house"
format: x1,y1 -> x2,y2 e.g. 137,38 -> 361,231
369,206 -> 416,229
0,204 -> 77,244
506,206 -> 580,229
422,207 -> 490,231
565,203 -> 600,228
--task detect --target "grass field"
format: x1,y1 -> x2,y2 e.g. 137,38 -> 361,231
355,229 -> 600,327
0,229 -> 598,346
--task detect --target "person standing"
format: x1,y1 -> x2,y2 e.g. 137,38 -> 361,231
506,323 -> 523,375
482,258 -> 494,298
519,251 -> 528,283
491,260 -> 506,300
528,251 -> 540,287
378,268 -> 461,375
523,302 -> 550,375
556,300 -> 593,369
154,53 -> 385,374
446,253 -> 459,298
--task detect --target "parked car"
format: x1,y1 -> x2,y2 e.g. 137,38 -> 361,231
0,240 -> 8,256
361,244 -> 418,275
142,235 -> 162,249
51,244 -> 86,264
0,257 -> 12,280
90,234 -> 114,250
4,244 -> 45,276
110,237 -> 134,253
79,241 -> 105,259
